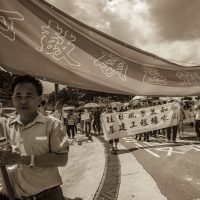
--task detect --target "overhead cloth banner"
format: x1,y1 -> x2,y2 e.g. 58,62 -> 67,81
1,0 -> 200,96
101,103 -> 180,140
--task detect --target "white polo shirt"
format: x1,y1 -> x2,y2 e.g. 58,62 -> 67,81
0,113 -> 69,198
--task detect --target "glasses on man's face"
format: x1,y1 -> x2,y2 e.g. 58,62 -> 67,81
13,95 -> 37,102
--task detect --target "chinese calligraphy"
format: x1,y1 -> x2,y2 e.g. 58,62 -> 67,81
94,51 -> 128,81
37,20 -> 80,66
143,67 -> 167,86
0,9 -> 24,41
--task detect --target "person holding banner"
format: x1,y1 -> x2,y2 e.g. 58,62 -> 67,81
105,106 -> 119,152
0,75 -> 69,200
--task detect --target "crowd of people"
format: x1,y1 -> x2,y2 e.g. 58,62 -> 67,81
36,95 -> 200,151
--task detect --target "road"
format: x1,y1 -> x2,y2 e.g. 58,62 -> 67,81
120,126 -> 200,200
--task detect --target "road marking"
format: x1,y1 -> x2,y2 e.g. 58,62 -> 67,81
135,143 -> 160,158
155,147 -> 184,156
118,143 -> 167,200
143,141 -> 168,147
122,137 -> 136,142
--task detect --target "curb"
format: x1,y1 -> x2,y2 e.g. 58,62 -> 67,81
93,136 -> 121,200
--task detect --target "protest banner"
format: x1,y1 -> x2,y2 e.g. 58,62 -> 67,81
2,1 -> 200,96
101,103 -> 180,140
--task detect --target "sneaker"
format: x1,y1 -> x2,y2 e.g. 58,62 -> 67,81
167,140 -> 171,143
172,140 -> 176,143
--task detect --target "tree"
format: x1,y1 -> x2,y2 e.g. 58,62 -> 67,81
48,86 -> 132,106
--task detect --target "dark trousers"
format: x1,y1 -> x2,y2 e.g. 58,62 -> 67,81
144,132 -> 150,141
85,122 -> 92,138
195,120 -> 200,138
67,125 -> 76,138
0,186 -> 65,200
167,126 -> 177,141
93,120 -> 101,133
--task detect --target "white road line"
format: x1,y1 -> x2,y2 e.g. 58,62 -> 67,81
143,141 -> 168,147
135,143 -> 160,158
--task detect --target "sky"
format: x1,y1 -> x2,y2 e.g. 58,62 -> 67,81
40,0 -> 200,93
46,0 -> 200,66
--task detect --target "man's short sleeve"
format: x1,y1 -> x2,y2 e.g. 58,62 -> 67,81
48,118 -> 69,154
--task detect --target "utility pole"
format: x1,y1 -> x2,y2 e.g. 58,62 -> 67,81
54,83 -> 59,103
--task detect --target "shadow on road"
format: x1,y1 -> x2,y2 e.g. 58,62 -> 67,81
64,197 -> 83,200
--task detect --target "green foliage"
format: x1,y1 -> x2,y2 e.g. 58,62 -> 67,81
48,86 -> 132,106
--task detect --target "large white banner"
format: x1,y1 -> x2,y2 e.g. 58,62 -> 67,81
2,1 -> 200,96
101,103 -> 180,140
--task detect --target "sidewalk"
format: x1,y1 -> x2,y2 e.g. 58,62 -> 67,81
58,129 -> 198,200
59,134 -> 105,200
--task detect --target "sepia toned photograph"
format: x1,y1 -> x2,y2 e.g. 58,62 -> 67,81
0,0 -> 200,199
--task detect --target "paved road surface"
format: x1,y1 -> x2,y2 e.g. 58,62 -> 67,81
120,128 -> 200,200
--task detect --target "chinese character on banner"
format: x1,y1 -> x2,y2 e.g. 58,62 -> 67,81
109,125 -> 116,134
160,106 -> 168,113
106,116 -> 114,123
130,121 -> 137,128
0,10 -> 24,41
119,122 -> 127,131
128,112 -> 136,118
161,115 -> 169,122
94,51 -> 128,81
151,116 -> 159,125
118,114 -> 124,120
140,119 -> 148,126
150,108 -> 157,115
140,110 -> 146,117
37,20 -> 80,66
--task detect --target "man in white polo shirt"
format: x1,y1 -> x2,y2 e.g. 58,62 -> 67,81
0,75 -> 69,200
